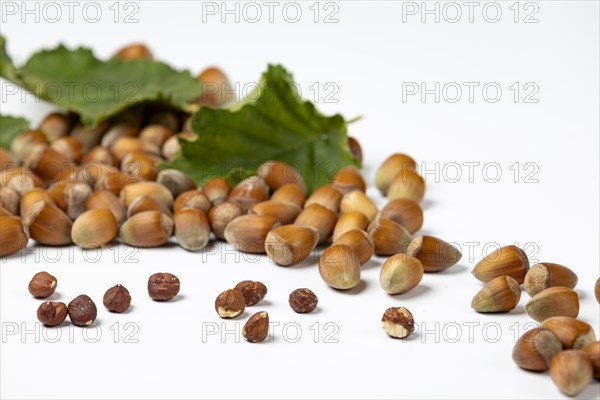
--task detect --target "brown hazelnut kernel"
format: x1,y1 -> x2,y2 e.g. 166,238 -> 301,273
215,289 -> 246,318
289,288 -> 318,313
28,271 -> 57,298
103,284 -> 132,313
381,307 -> 415,339
147,272 -> 180,301
234,280 -> 268,306
37,301 -> 67,327
68,295 -> 98,327
242,311 -> 269,343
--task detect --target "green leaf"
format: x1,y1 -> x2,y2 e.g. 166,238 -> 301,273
0,36 -> 22,86
0,35 -> 202,126
0,114 -> 29,150
164,64 -> 360,193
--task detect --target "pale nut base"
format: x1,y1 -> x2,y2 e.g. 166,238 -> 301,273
217,307 -> 243,319
381,320 -> 411,339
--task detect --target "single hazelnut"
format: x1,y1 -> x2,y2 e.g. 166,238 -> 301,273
242,311 -> 269,343
37,301 -> 67,327
289,288 -> 318,313
381,307 -> 415,339
103,284 -> 132,313
68,295 -> 98,327
28,271 -> 57,298
215,289 -> 245,318
318,244 -> 361,290
549,350 -> 593,397
379,253 -> 424,295
147,273 -> 180,301
234,280 -> 267,306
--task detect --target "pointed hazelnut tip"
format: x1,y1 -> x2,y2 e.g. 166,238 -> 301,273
471,276 -> 521,313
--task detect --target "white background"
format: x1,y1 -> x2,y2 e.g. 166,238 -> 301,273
1,1 -> 599,399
